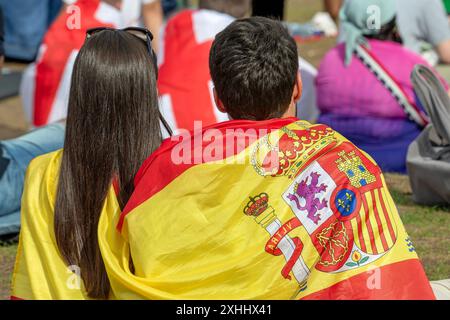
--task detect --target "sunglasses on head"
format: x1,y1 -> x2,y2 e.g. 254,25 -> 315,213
85,27 -> 173,137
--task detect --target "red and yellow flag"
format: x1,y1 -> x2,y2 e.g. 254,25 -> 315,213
12,118 -> 435,299
111,118 -> 434,299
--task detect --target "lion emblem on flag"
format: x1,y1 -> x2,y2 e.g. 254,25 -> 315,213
287,172 -> 328,224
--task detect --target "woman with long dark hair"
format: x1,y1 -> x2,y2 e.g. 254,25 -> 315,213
11,28 -> 166,299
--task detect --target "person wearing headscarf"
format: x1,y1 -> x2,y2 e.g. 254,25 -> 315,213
316,0 -> 448,173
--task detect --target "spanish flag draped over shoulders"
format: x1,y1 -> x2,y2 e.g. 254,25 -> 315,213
109,118 -> 435,300
11,150 -> 121,300
12,118 -> 435,300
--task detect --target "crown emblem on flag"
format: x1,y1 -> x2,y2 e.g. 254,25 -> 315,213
335,151 -> 376,188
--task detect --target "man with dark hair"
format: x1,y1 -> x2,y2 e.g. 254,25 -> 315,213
210,16 -> 300,120
117,17 -> 435,300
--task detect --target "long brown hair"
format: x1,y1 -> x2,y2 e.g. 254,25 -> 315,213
54,30 -> 162,299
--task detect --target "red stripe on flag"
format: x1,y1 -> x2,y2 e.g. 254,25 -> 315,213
355,207 -> 367,253
362,194 -> 378,255
117,118 -> 299,231
301,259 -> 435,300
371,190 -> 389,252
378,188 -> 396,242
34,47 -> 73,126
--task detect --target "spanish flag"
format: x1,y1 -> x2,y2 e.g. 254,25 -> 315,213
11,118 -> 435,299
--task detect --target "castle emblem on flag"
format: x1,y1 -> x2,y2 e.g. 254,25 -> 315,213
336,151 -> 376,188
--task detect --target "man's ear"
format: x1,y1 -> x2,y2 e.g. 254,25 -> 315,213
293,72 -> 303,103
213,88 -> 227,113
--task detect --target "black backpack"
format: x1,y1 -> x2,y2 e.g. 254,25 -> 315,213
407,65 -> 450,205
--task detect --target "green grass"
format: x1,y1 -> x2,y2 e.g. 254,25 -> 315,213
0,242 -> 17,300
386,174 -> 450,281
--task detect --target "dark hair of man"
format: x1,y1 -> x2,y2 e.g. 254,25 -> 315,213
199,0 -> 251,19
209,17 -> 299,120
54,30 -> 162,299
365,17 -> 403,44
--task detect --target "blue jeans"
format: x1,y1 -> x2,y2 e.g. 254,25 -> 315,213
0,123 -> 65,236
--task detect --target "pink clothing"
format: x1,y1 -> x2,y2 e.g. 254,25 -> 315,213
316,40 -> 444,119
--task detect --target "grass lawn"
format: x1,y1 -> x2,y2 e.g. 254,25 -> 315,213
0,241 -> 17,300
385,174 -> 450,281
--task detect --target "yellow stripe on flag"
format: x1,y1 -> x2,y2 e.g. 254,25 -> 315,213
374,189 -> 394,249
358,204 -> 373,254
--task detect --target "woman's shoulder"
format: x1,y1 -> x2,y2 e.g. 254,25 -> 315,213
24,149 -> 63,204
26,149 -> 63,180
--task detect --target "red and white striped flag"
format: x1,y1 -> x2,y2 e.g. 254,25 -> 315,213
157,9 -> 233,136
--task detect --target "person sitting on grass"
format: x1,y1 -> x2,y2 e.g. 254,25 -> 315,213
317,0 -> 448,173
12,17 -> 434,300
0,0 -> 124,237
0,7 -> 64,238
12,27 -> 165,299
20,0 -> 124,127
158,0 -> 319,135
109,17 -> 434,300
0,123 -> 65,237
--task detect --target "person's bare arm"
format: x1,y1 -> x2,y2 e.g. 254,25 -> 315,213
324,0 -> 343,22
436,39 -> 450,64
142,0 -> 164,53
